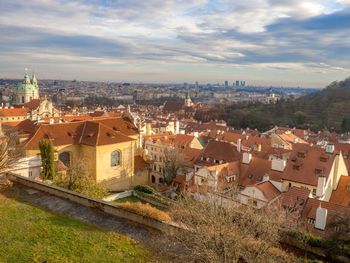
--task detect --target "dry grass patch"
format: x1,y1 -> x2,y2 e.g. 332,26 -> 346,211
118,201 -> 171,222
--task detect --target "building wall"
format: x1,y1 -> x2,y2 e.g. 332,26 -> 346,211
282,180 -> 316,194
0,114 -> 27,123
95,141 -> 135,191
239,187 -> 267,209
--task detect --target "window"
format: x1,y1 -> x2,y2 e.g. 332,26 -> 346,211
29,171 -> 33,177
312,189 -> 316,196
288,183 -> 292,189
111,150 -> 121,167
307,218 -> 315,224
151,175 -> 156,183
253,200 -> 258,207
59,151 -> 71,167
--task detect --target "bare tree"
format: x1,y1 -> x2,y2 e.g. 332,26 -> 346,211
170,195 -> 299,263
163,147 -> 184,185
54,158 -> 107,199
0,131 -> 23,174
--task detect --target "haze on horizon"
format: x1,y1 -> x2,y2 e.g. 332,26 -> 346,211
1,0 -> 350,88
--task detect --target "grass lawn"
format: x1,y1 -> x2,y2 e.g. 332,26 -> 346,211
0,187 -> 162,263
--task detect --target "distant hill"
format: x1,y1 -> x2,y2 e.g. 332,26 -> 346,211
209,77 -> 350,132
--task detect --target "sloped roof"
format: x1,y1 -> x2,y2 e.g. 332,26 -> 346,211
195,140 -> 241,166
329,175 -> 350,206
255,181 -> 281,201
0,107 -> 28,117
282,144 -> 336,187
23,99 -> 41,110
25,119 -> 135,149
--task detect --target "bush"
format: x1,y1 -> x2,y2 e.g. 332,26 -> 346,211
134,185 -> 155,195
118,201 -> 171,222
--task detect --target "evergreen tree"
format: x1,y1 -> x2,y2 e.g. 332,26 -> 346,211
39,139 -> 55,180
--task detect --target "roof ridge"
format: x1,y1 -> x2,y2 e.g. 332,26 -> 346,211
25,125 -> 42,148
78,121 -> 87,144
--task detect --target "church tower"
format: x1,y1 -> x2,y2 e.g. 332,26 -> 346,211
15,71 -> 39,105
184,92 -> 193,107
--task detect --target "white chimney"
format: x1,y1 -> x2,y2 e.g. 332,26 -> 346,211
193,131 -> 199,138
242,152 -> 252,164
315,204 -> 327,230
49,118 -> 54,124
271,159 -> 286,172
175,121 -> 180,135
263,174 -> 269,182
237,139 -> 242,152
325,144 -> 335,154
316,175 -> 326,197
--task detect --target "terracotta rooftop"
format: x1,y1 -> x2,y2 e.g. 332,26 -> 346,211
282,144 -> 336,187
0,107 -> 28,117
255,181 -> 281,201
25,119 -> 136,149
281,186 -> 310,212
195,140 -> 241,166
329,175 -> 350,206
23,99 -> 41,110
239,157 -> 284,187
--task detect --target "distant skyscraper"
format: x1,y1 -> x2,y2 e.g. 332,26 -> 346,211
195,81 -> 199,89
235,80 -> 240,87
224,80 -> 228,88
241,81 -> 246,87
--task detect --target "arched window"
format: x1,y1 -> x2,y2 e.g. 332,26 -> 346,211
59,151 -> 71,167
22,96 -> 25,103
111,150 -> 121,167
151,175 -> 156,183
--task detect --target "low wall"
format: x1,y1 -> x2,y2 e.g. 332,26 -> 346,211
6,173 -> 180,234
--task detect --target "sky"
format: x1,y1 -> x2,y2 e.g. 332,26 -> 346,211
1,0 -> 350,87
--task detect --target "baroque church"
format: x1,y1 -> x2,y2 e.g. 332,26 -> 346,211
15,72 -> 40,105
0,71 -> 60,125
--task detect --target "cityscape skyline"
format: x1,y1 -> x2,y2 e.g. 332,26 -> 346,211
1,0 -> 350,87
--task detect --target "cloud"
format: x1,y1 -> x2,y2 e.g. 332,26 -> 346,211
0,0 -> 349,87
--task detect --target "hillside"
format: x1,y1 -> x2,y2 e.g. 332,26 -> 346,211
217,77 -> 350,132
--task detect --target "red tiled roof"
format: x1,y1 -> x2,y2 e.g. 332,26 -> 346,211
255,181 -> 281,201
23,99 -> 41,110
25,119 -> 135,149
281,186 -> 310,210
195,140 -> 241,166
329,175 -> 350,206
239,157 -> 284,187
282,144 -> 336,187
0,107 -> 28,117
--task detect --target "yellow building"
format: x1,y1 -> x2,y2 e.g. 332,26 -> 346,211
24,117 -> 149,191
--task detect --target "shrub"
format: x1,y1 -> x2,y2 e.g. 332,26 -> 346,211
134,185 -> 155,195
118,201 -> 171,222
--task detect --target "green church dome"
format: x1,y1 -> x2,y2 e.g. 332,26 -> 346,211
16,72 -> 36,93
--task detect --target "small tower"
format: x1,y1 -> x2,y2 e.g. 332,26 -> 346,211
184,92 -> 193,107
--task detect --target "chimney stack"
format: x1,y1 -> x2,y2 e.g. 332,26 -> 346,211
315,204 -> 327,230
237,139 -> 242,152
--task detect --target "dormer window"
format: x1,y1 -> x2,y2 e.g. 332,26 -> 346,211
297,151 -> 306,158
293,163 -> 301,170
315,168 -> 324,176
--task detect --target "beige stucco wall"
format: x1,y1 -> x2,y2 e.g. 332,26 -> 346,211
96,141 -> 135,191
